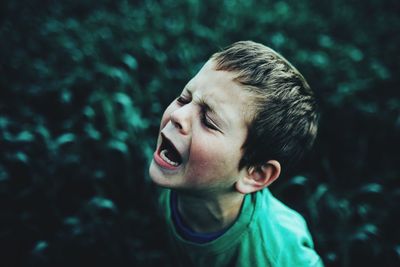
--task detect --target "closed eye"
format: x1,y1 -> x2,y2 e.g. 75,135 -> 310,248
201,108 -> 219,131
176,94 -> 221,132
176,96 -> 190,105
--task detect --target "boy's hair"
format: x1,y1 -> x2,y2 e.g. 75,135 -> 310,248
211,41 -> 318,171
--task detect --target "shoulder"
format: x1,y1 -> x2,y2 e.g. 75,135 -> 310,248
252,189 -> 323,267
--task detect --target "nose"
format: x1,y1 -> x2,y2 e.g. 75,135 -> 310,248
170,105 -> 191,135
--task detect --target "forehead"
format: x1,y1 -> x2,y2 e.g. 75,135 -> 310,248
185,60 -> 254,127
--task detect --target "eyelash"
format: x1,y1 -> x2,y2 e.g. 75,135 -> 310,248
201,109 -> 218,130
176,96 -> 189,105
176,96 -> 218,131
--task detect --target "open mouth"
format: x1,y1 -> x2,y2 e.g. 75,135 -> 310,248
157,133 -> 182,167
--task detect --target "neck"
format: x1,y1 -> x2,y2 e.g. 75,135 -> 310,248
176,190 -> 245,233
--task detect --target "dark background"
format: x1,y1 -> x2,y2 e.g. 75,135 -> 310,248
0,0 -> 399,266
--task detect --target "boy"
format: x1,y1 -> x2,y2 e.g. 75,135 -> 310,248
149,41 -> 323,267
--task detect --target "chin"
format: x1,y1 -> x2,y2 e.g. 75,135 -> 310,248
149,160 -> 174,188
149,161 -> 162,184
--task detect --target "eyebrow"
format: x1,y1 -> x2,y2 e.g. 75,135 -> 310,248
198,98 -> 216,116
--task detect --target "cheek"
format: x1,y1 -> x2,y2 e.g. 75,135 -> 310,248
186,137 -> 240,181
189,141 -> 216,167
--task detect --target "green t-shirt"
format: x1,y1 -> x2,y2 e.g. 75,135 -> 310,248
159,188 -> 324,267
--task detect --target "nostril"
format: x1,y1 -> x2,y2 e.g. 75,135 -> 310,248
170,112 -> 183,130
170,109 -> 190,134
173,120 -> 182,129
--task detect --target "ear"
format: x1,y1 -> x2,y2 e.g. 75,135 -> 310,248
236,160 -> 281,194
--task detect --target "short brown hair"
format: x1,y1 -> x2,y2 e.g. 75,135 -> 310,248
212,41 -> 318,171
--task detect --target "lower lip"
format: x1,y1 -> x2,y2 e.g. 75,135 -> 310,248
153,151 -> 180,170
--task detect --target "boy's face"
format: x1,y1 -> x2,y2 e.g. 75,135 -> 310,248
149,59 -> 252,195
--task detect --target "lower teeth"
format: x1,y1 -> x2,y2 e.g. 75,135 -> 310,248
160,149 -> 179,166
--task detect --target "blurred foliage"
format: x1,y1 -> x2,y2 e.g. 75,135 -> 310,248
0,0 -> 399,266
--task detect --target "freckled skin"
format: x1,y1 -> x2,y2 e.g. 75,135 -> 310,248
149,59 -> 252,196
